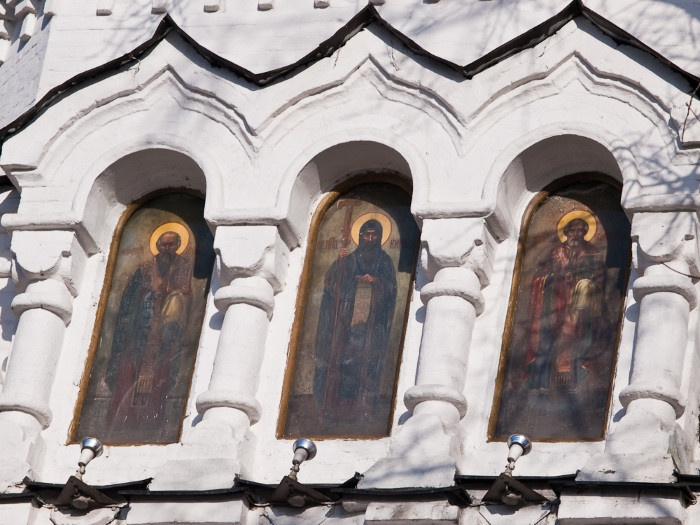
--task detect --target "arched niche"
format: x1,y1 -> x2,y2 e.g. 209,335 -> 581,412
279,179 -> 420,439
79,148 -> 208,254
489,175 -> 631,441
72,191 -> 215,444
281,141 -> 416,247
487,134 -> 628,241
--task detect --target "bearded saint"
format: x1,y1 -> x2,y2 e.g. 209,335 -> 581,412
105,230 -> 191,436
313,219 -> 397,419
525,217 -> 604,393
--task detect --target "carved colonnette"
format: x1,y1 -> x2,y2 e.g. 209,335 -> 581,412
151,224 -> 289,489
360,216 -> 497,494
581,211 -> 700,483
0,227 -> 87,487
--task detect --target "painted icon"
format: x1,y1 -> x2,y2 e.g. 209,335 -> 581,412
281,182 -> 419,438
491,180 -> 631,440
75,193 -> 214,444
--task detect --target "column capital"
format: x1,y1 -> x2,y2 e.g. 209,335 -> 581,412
213,225 -> 289,292
420,217 -> 496,286
213,276 -> 275,318
10,229 -> 86,297
420,266 -> 484,314
632,211 -> 700,274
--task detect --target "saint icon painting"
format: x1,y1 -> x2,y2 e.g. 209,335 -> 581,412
75,193 -> 214,444
281,182 -> 419,438
491,180 -> 631,440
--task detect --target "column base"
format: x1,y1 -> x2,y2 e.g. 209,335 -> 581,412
0,457 -> 31,491
360,455 -> 457,489
0,419 -> 39,490
149,455 -> 241,491
577,452 -> 676,483
127,498 -> 248,525
359,414 -> 458,489
149,436 -> 254,490
364,500 -> 458,523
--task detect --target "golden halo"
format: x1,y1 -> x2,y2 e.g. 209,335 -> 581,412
557,210 -> 596,243
350,213 -> 392,246
149,222 -> 190,255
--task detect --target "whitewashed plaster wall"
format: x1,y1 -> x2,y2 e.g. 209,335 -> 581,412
0,187 -> 19,387
1,0 -> 700,131
0,2 -> 700,524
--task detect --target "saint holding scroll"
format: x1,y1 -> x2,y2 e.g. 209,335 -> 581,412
313,214 -> 397,421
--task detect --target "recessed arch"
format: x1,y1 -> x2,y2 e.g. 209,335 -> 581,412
279,178 -> 420,439
489,175 -> 631,441
487,133 -> 630,241
78,148 -> 209,254
279,139 -> 424,247
72,191 -> 215,445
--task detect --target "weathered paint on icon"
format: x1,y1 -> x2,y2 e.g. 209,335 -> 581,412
281,182 -> 419,438
75,193 -> 214,444
491,180 -> 631,440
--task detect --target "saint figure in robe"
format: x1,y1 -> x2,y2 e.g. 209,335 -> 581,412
105,229 -> 192,433
313,218 -> 397,421
525,215 -> 604,393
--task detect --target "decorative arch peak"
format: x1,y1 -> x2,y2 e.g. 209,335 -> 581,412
0,1 -> 698,148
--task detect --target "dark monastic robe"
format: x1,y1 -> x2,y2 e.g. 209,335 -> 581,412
313,227 -> 397,417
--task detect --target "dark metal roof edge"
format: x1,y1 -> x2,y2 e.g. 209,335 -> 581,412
456,473 -> 696,492
0,491 -> 34,500
456,473 -> 578,483
0,6 -> 379,147
673,472 -> 700,483
0,16 -> 173,147
25,477 -> 152,491
120,486 -> 247,497
1,0 -> 699,149
332,485 -> 467,496
235,478 -> 344,490
579,4 -> 700,90
460,0 -> 581,79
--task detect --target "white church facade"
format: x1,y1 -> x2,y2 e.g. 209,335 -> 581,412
0,0 -> 700,523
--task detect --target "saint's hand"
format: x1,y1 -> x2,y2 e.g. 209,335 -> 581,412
359,274 -> 375,283
338,247 -> 348,258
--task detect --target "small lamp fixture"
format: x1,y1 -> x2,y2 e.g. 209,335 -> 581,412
483,433 -> 546,507
55,437 -> 116,511
76,437 -> 103,480
289,438 -> 317,480
505,434 -> 532,475
269,438 -> 328,508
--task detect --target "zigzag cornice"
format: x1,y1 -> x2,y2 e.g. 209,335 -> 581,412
466,51 -> 678,161
1,37 -> 257,179
257,53 -> 465,156
0,1 -> 698,151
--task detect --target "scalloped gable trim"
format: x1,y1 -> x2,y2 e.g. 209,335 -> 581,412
0,0 -> 698,148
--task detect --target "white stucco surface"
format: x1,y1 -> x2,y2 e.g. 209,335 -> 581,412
1,0 -> 700,523
1,0 -> 699,131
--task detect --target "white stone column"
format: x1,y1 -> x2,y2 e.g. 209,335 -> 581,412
192,274 -> 275,441
0,230 -> 85,487
581,212 -> 699,483
404,265 -> 483,428
151,225 -> 288,490
361,218 -> 494,490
